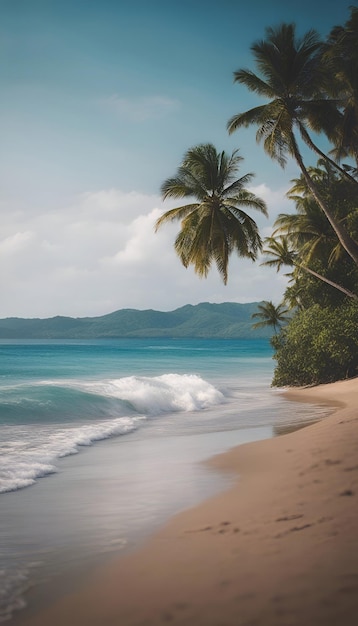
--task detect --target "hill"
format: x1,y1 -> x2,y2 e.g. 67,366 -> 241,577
0,302 -> 272,339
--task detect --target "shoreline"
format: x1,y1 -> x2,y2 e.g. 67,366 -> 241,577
13,377 -> 358,626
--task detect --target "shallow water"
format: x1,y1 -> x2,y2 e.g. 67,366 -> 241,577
0,338 -> 332,622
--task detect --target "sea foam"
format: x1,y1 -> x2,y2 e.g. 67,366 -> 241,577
0,373 -> 225,494
0,417 -> 138,494
71,373 -> 225,415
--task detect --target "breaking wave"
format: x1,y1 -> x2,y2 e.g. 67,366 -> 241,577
0,373 -> 225,494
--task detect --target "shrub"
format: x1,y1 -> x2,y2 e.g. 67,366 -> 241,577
272,301 -> 358,386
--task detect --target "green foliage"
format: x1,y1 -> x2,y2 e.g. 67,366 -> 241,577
156,143 -> 267,284
288,257 -> 358,309
251,301 -> 289,335
322,6 -> 358,163
272,301 -> 358,386
228,16 -> 358,267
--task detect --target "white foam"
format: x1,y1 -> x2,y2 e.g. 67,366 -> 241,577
73,373 -> 225,415
0,563 -> 31,623
0,417 -> 139,494
0,374 -> 225,494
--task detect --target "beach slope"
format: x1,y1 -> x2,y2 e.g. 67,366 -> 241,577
15,378 -> 358,626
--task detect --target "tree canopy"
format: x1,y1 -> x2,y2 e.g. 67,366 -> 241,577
155,143 -> 267,284
155,7 -> 358,386
228,9 -> 358,385
227,20 -> 358,266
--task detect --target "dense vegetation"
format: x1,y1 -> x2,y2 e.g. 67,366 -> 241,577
250,11 -> 358,386
263,162 -> 358,385
271,301 -> 358,386
156,7 -> 358,386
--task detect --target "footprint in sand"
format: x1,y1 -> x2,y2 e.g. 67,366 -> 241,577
185,521 -> 241,535
275,514 -> 303,522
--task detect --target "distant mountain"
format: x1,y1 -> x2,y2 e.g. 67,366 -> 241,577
0,302 -> 272,339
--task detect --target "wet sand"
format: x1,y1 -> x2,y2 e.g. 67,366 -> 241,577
13,377 -> 358,626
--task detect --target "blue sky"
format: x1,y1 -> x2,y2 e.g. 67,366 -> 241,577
0,0 -> 353,317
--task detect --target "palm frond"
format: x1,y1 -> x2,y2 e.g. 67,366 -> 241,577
155,204 -> 199,231
226,190 -> 268,216
156,142 -> 267,283
233,69 -> 276,98
227,105 -> 270,134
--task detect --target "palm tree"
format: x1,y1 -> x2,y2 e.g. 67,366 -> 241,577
323,7 -> 358,164
251,300 -> 289,334
262,236 -> 357,300
227,23 -> 358,266
325,60 -> 358,165
281,159 -> 357,253
283,281 -> 305,311
274,200 -> 342,266
280,160 -> 357,266
155,143 -> 267,284
263,161 -> 358,302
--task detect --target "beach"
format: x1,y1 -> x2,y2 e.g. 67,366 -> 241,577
4,337 -> 331,623
11,376 -> 358,626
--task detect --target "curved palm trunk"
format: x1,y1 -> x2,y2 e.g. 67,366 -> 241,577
298,123 -> 358,187
296,261 -> 358,299
290,133 -> 358,266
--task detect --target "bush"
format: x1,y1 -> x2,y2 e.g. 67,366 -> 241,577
272,301 -> 358,386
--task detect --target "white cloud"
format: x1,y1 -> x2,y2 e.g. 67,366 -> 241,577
99,94 -> 181,122
103,209 -> 162,265
247,183 -> 296,244
0,231 -> 34,255
0,187 -> 290,318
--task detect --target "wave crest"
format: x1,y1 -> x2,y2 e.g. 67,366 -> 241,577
75,373 -> 225,415
0,374 -> 225,494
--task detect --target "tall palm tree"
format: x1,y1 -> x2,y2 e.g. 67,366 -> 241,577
323,6 -> 358,164
155,143 -> 267,284
251,300 -> 289,334
227,23 -> 358,266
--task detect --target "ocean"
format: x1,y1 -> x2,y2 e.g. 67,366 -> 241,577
0,338 -> 331,622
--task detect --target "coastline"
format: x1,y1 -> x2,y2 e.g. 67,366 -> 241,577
13,377 -> 358,626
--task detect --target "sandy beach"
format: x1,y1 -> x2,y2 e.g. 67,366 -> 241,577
13,377 -> 358,626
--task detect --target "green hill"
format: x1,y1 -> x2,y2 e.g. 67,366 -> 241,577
0,302 -> 272,339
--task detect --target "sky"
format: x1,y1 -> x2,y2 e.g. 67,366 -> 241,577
0,0 -> 353,318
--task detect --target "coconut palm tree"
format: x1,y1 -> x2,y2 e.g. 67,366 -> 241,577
251,300 -> 289,334
283,281 -> 306,311
275,201 -> 341,264
323,7 -> 358,164
155,143 -> 267,284
274,202 -> 344,269
227,23 -> 358,266
280,163 -> 357,265
325,60 -> 358,164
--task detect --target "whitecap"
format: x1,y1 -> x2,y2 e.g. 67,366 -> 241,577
0,416 -> 139,494
71,373 -> 225,415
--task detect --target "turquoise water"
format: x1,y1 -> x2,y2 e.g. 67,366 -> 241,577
0,338 -> 274,494
0,338 -> 330,622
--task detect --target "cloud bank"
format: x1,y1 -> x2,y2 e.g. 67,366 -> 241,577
0,185 -> 291,318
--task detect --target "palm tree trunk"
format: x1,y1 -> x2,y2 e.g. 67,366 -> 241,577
290,133 -> 358,266
298,122 -> 358,188
296,262 -> 358,299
